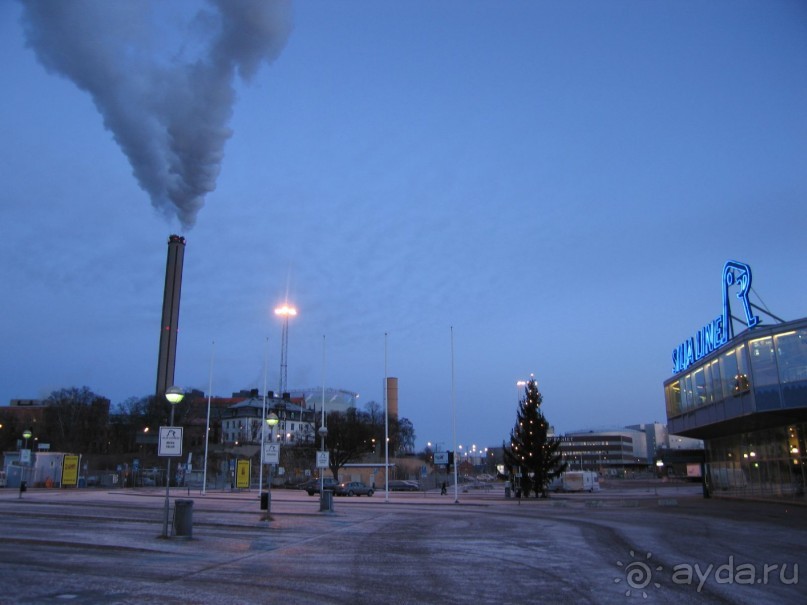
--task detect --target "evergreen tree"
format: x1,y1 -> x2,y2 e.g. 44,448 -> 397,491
504,376 -> 566,497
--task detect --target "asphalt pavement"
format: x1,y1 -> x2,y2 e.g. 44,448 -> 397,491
0,481 -> 804,604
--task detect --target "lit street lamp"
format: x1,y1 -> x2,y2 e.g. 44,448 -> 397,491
162,386 -> 184,538
22,430 -> 32,449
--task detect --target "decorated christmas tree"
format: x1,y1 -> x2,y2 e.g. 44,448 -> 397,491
504,375 -> 566,497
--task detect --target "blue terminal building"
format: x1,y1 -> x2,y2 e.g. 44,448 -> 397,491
664,261 -> 806,500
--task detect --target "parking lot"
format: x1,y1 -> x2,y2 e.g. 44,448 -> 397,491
0,483 -> 804,604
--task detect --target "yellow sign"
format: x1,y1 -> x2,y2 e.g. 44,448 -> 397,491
235,459 -> 251,489
62,455 -> 80,487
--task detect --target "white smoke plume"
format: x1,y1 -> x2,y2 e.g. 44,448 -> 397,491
19,0 -> 292,228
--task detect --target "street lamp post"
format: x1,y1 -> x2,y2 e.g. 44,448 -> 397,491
264,412 -> 279,514
20,429 -> 33,491
162,386 -> 184,538
318,425 -> 328,510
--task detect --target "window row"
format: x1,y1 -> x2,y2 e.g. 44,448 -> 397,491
666,329 -> 807,417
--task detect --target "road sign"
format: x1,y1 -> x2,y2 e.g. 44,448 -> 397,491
236,459 -> 250,489
316,451 -> 329,469
434,451 -> 448,465
62,455 -> 79,487
158,426 -> 183,457
263,443 -> 280,464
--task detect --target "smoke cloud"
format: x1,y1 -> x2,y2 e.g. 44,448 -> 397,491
19,0 -> 292,228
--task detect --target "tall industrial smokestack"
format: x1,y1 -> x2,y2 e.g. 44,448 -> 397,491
156,235 -> 186,398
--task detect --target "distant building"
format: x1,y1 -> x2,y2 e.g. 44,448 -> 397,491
9,399 -> 45,407
559,428 -> 647,472
559,423 -> 703,473
220,396 -> 316,445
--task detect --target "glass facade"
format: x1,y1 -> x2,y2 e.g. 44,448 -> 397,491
665,322 -> 807,425
706,423 -> 806,499
665,318 -> 807,501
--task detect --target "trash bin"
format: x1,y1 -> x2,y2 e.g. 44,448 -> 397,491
320,489 -> 334,512
260,491 -> 270,511
174,499 -> 194,537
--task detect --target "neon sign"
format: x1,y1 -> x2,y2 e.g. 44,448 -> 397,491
672,261 -> 760,374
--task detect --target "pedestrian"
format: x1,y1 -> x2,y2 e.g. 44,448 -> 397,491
440,481 -> 447,495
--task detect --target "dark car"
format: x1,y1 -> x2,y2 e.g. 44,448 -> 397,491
333,481 -> 374,497
387,480 -> 420,492
306,478 -> 339,496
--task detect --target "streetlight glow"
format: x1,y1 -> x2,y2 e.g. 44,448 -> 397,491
274,305 -> 297,317
165,386 -> 184,405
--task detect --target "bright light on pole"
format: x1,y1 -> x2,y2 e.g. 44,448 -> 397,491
274,304 -> 297,397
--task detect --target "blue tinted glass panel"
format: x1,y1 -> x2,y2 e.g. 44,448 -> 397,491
720,348 -> 740,398
693,368 -> 707,407
776,330 -> 807,384
749,337 -> 778,386
666,381 -> 682,416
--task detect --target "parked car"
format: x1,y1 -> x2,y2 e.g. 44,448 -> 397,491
305,478 -> 339,496
387,480 -> 420,492
333,481 -> 374,497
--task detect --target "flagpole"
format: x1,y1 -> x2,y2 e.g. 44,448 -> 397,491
451,326 -> 459,503
202,340 -> 214,495
320,334 -> 326,504
384,332 -> 389,503
260,337 -> 268,492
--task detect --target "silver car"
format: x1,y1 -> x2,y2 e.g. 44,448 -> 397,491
333,481 -> 374,497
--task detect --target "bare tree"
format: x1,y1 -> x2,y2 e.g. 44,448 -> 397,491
41,387 -> 110,454
323,409 -> 374,481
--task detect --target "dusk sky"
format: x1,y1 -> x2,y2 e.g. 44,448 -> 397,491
2,1 -> 805,451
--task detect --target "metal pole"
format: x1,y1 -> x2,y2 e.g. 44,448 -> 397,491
279,316 -> 288,396
260,337 -> 268,492
384,332 -> 389,503
162,405 -> 175,537
451,326 -> 459,504
202,341 -> 214,495
269,422 -> 274,511
320,335 -> 326,500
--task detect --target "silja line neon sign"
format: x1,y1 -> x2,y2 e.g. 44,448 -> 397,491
672,261 -> 760,374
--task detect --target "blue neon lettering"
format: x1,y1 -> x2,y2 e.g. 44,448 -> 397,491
670,261 -> 759,374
